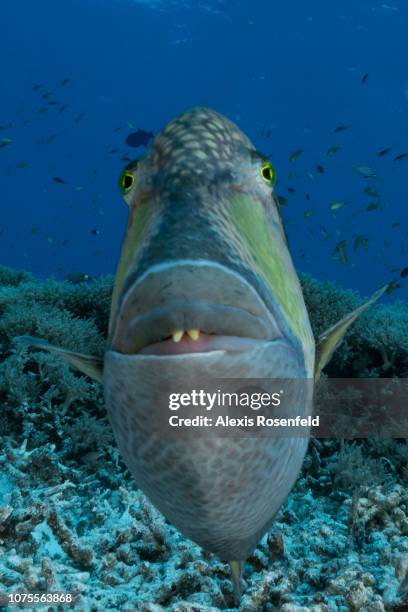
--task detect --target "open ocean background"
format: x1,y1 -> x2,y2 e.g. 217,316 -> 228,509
1,0 -> 407,300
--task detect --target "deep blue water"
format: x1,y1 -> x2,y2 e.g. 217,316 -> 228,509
1,0 -> 407,299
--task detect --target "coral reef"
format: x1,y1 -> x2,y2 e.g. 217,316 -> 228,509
0,266 -> 407,610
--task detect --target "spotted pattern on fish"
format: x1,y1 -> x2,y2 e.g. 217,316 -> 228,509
110,108 -> 313,370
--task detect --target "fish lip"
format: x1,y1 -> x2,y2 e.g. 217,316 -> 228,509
112,302 -> 282,355
107,336 -> 291,360
110,260 -> 284,355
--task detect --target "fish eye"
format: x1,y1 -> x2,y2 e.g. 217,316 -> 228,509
260,161 -> 276,187
119,170 -> 136,194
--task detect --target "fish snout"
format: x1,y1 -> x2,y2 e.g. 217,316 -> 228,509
110,261 -> 281,355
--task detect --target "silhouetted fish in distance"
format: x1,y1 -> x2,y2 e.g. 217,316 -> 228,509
125,129 -> 154,148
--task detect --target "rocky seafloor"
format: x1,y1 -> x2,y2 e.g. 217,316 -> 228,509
0,266 -> 408,611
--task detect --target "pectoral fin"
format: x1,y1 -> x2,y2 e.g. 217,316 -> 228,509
314,284 -> 388,381
14,335 -> 104,383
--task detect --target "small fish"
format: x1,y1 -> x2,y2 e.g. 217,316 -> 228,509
400,267 -> 408,278
386,281 -> 402,294
377,148 -> 391,157
334,239 -> 348,264
114,126 -> 122,132
91,228 -> 100,236
392,222 -> 401,228
364,186 -> 379,197
74,186 -> 83,191
366,202 -> 382,211
287,187 -> 295,194
304,209 -> 314,218
393,153 -> 408,161
65,272 -> 93,284
32,83 -> 43,91
338,248 -> 348,265
353,235 -> 369,252
52,177 -> 66,184
75,112 -> 86,124
325,146 -> 340,157
289,148 -> 304,162
47,101 -> 59,106
58,104 -> 68,113
20,119 -> 31,125
276,196 -> 288,206
334,125 -> 350,133
109,148 -> 119,154
361,72 -> 369,84
319,224 -> 329,237
315,164 -> 325,174
305,193 -> 311,201
37,107 -> 49,113
16,162 -> 28,169
60,78 -> 70,86
125,129 -> 154,148
0,138 -> 12,148
353,165 -> 376,178
30,226 -> 39,235
41,91 -> 52,99
330,201 -> 346,211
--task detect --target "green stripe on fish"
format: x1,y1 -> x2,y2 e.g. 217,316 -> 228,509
227,192 -> 314,371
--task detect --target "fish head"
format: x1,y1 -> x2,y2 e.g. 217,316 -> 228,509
109,107 -> 314,374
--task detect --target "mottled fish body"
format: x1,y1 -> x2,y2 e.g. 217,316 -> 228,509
16,107 -> 387,600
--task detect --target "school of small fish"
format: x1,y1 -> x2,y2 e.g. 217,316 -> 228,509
0,73 -> 407,287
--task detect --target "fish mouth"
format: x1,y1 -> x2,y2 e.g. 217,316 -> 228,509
110,261 -> 286,356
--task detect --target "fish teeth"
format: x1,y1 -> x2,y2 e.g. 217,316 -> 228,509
187,329 -> 200,341
171,329 -> 200,342
172,330 -> 183,343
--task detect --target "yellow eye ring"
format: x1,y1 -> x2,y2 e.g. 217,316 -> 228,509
260,161 -> 276,186
119,170 -> 135,194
